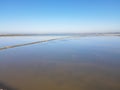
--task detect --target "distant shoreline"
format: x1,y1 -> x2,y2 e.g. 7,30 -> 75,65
0,33 -> 120,51
0,33 -> 120,37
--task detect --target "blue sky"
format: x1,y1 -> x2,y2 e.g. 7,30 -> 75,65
0,0 -> 120,33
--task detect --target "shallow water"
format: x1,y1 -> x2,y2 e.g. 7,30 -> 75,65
0,36 -> 64,48
0,36 -> 120,90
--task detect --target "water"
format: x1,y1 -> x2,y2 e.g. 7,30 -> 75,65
0,36 -> 65,48
0,36 -> 120,90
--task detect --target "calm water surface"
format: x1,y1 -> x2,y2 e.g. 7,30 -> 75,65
0,36 -> 64,48
0,36 -> 120,90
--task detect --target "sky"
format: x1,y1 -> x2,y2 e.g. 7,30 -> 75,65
0,0 -> 120,33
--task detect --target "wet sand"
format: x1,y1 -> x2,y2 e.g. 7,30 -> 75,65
0,36 -> 120,90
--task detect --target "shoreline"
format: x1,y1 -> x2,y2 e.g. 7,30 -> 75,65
0,33 -> 120,37
0,35 -> 120,51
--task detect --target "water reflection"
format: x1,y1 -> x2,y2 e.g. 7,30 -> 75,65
0,36 -> 120,90
0,36 -> 66,48
0,36 -> 69,51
